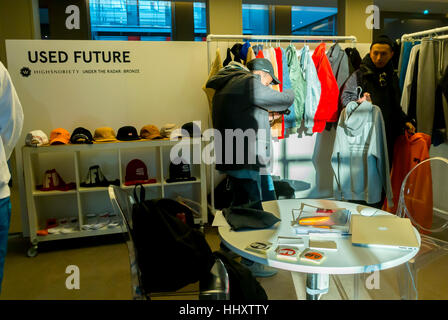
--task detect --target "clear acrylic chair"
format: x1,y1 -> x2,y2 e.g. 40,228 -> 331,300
108,185 -> 230,300
396,157 -> 448,300
108,185 -> 147,300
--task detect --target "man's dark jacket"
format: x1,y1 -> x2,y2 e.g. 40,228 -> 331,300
206,62 -> 294,172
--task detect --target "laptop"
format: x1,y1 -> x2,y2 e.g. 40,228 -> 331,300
350,215 -> 419,250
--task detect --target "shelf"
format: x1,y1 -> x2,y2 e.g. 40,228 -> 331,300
36,226 -> 127,242
32,189 -> 77,197
22,137 -> 203,154
121,182 -> 162,189
23,134 -> 207,249
78,186 -> 110,193
164,178 -> 201,186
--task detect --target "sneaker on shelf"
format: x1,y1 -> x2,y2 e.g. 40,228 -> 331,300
81,213 -> 98,230
44,218 -> 58,234
48,218 -> 69,234
107,214 -> 121,228
92,213 -> 110,230
240,258 -> 278,278
37,229 -> 49,236
60,217 -> 79,234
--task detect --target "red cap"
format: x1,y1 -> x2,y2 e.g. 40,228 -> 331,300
124,159 -> 156,186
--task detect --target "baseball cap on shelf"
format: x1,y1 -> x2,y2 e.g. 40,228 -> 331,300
140,125 -> 163,140
49,128 -> 71,145
166,157 -> 196,183
160,123 -> 181,139
70,127 -> 94,144
181,122 -> 202,138
25,130 -> 49,147
246,58 -> 281,85
117,126 -> 141,141
80,165 -> 119,187
38,169 -> 76,191
124,159 -> 157,186
93,127 -> 118,143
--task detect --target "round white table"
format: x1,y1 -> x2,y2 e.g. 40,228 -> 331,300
218,199 -> 421,300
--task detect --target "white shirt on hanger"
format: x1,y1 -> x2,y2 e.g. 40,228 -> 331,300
401,44 -> 421,115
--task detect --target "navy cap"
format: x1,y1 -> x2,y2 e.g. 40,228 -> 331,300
246,58 -> 281,85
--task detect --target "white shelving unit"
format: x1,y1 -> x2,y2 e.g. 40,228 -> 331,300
22,138 -> 207,257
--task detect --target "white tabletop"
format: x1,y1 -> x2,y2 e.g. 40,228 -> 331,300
218,199 -> 421,275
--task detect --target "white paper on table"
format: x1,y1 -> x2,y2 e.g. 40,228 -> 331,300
212,210 -> 230,227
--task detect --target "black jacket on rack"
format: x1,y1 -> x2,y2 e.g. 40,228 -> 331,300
433,66 -> 448,146
345,47 -> 362,76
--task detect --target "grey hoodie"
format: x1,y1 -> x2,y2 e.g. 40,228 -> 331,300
206,62 -> 295,172
326,43 -> 350,90
331,101 -> 393,206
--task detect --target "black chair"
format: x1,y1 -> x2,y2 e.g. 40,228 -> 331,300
108,185 -> 229,300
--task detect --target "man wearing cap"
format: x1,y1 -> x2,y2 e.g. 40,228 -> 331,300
206,58 -> 294,277
340,35 -> 415,165
0,62 -> 24,293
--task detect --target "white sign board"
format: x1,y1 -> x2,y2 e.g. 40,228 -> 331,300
6,40 -> 210,235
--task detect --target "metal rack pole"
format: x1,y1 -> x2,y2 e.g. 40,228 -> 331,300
206,34 -> 358,42
435,34 -> 448,41
205,34 -> 357,215
401,25 -> 448,42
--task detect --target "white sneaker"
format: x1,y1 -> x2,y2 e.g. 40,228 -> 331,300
48,218 -> 69,234
92,213 -> 110,230
107,214 -> 121,228
60,218 -> 79,234
81,214 -> 98,230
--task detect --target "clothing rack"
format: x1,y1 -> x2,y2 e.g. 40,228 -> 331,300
205,34 -> 357,215
435,34 -> 448,41
206,34 -> 358,70
401,26 -> 448,76
401,25 -> 448,42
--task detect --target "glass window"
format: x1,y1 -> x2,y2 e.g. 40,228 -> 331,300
291,6 -> 337,36
89,0 -> 172,41
194,2 -> 207,41
242,4 -> 270,35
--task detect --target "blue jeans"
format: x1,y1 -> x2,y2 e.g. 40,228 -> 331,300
228,174 -> 277,206
0,197 -> 11,294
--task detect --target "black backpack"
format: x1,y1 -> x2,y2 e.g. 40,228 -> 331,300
131,185 -> 215,293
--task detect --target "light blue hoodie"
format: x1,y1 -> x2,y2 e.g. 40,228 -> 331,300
298,45 -> 321,135
285,45 -> 304,129
331,101 -> 393,206
280,47 -> 296,129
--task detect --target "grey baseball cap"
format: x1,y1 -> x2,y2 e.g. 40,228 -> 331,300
246,58 -> 281,85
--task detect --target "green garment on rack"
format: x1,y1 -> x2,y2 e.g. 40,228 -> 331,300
285,45 -> 306,127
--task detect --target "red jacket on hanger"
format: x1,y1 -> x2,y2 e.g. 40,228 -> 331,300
274,47 -> 285,139
312,43 -> 339,133
383,132 -> 433,232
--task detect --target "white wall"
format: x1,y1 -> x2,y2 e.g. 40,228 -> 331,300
6,40 -> 211,235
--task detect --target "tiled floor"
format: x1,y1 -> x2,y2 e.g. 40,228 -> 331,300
0,227 -> 447,300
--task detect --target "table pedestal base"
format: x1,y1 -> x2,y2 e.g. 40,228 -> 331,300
291,272 -> 329,300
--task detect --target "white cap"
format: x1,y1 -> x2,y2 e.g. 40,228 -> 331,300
25,130 -> 49,147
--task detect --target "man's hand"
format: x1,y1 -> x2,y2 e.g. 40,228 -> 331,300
405,122 -> 416,135
357,92 -> 371,104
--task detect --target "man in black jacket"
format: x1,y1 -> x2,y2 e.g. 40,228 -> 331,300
206,59 -> 294,278
340,35 -> 415,164
206,59 -> 294,205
